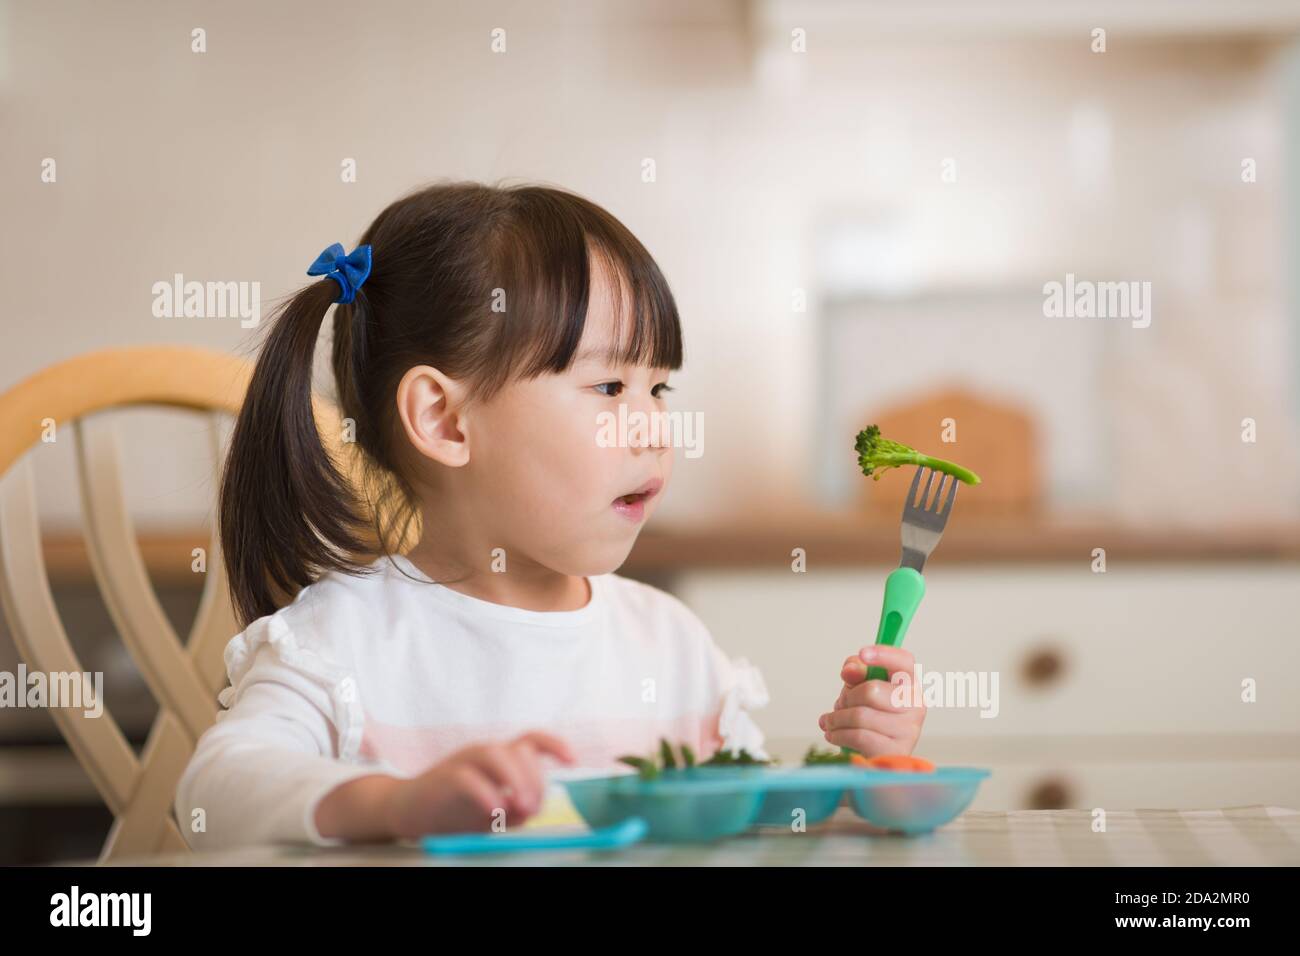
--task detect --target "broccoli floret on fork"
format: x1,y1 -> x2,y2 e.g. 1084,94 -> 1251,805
854,424 -> 981,486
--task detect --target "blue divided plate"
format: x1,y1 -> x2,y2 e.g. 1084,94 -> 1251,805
753,765 -> 991,833
751,765 -> 870,827
564,765 -> 992,840
844,766 -> 990,834
563,767 -> 769,842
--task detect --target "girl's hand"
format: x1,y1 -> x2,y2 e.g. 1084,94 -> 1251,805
818,645 -> 927,758
383,731 -> 578,840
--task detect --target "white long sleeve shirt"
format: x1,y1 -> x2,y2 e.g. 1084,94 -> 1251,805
173,554 -> 769,850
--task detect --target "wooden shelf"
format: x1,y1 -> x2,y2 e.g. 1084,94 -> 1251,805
622,512 -> 1300,570
42,532 -> 214,585
35,512 -> 1300,585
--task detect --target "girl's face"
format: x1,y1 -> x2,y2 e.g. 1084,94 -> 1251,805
403,255 -> 676,579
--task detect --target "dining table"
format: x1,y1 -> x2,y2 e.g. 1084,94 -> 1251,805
67,804 -> 1300,866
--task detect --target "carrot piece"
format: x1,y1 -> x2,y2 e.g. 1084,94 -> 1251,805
851,753 -> 936,773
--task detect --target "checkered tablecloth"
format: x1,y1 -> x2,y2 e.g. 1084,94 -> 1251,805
96,805 -> 1300,866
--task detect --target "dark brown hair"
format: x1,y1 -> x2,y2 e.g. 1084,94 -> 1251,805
220,180 -> 683,627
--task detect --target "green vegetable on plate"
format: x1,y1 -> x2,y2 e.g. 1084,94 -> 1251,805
618,737 -> 772,781
802,745 -> 853,765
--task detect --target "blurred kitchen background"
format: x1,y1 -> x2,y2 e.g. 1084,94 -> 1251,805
2,0 -> 1299,863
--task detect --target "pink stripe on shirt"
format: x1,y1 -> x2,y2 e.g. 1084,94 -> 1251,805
358,709 -> 726,775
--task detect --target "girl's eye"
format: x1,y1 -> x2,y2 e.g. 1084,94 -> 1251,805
593,382 -> 675,398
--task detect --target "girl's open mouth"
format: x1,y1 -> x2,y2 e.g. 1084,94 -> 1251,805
612,481 -> 660,521
612,492 -> 649,521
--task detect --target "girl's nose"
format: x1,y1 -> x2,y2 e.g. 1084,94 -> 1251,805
626,392 -> 669,451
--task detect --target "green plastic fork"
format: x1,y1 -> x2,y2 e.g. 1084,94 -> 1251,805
841,466 -> 959,757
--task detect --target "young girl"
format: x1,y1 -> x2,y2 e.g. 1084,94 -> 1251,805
174,180 -> 926,849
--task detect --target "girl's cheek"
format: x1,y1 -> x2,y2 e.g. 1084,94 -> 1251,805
662,455 -> 675,485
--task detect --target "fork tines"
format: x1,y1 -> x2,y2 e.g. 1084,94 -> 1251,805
905,466 -> 958,524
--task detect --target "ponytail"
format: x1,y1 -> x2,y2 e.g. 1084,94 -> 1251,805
220,279 -> 374,627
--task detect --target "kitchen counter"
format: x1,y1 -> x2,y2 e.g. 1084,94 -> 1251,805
35,516 -> 1300,585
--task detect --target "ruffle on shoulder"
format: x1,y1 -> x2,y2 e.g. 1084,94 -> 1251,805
716,656 -> 770,760
218,611 -> 365,763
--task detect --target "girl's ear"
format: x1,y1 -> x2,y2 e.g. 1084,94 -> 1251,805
395,365 -> 471,467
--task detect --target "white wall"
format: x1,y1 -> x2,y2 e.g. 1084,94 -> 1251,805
1,0 -> 1297,529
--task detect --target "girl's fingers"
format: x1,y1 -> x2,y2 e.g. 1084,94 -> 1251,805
857,644 -> 917,681
836,648 -> 921,711
823,725 -> 896,757
821,706 -> 914,739
838,676 -> 918,713
461,745 -> 534,817
840,654 -> 868,686
456,732 -> 577,820
515,730 -> 579,766
836,653 -> 879,707
449,765 -> 506,823
510,730 -> 579,812
508,740 -> 546,812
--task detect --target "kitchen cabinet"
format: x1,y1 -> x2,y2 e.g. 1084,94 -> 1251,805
674,563 -> 1300,810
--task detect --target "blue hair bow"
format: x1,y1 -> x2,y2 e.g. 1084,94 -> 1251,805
306,242 -> 372,304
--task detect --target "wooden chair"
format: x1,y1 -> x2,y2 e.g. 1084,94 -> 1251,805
0,346 -> 369,861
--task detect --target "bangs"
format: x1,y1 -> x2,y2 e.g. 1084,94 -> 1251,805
487,186 -> 683,387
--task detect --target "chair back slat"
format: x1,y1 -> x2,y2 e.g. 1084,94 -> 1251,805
74,415 -> 220,742
185,412 -> 240,697
99,711 -> 194,860
0,458 -> 139,812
